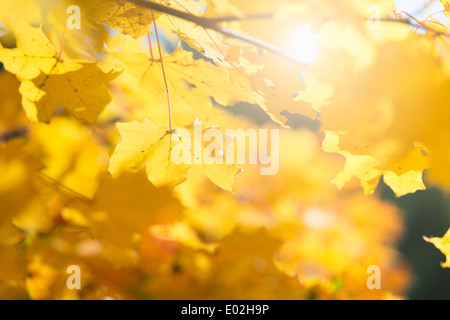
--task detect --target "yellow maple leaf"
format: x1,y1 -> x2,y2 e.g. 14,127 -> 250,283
383,170 -> 426,197
0,21 -> 58,80
425,229 -> 450,268
40,0 -> 110,61
78,0 -> 160,39
156,0 -> 235,65
20,60 -> 118,123
322,131 -> 429,196
108,47 -> 261,127
109,119 -> 240,190
0,19 -> 119,123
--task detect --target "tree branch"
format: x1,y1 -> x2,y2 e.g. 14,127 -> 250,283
128,0 -> 306,66
129,0 -> 450,66
380,18 -> 450,38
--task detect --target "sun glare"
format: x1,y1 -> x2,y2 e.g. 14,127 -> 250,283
285,25 -> 322,64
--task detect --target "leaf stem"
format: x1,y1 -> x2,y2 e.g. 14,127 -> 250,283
147,34 -> 155,60
151,9 -> 173,132
57,25 -> 67,62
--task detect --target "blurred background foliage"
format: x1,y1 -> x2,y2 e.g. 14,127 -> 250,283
227,99 -> 450,300
380,181 -> 450,300
2,0 -> 450,300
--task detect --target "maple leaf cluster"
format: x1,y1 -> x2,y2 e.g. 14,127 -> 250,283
0,0 -> 450,300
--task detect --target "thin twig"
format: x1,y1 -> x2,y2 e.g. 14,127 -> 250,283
380,17 -> 450,37
147,34 -> 155,59
57,25 -> 67,62
151,9 -> 173,131
171,0 -> 239,70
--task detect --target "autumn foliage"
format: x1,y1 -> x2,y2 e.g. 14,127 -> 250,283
1,0 -> 450,300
